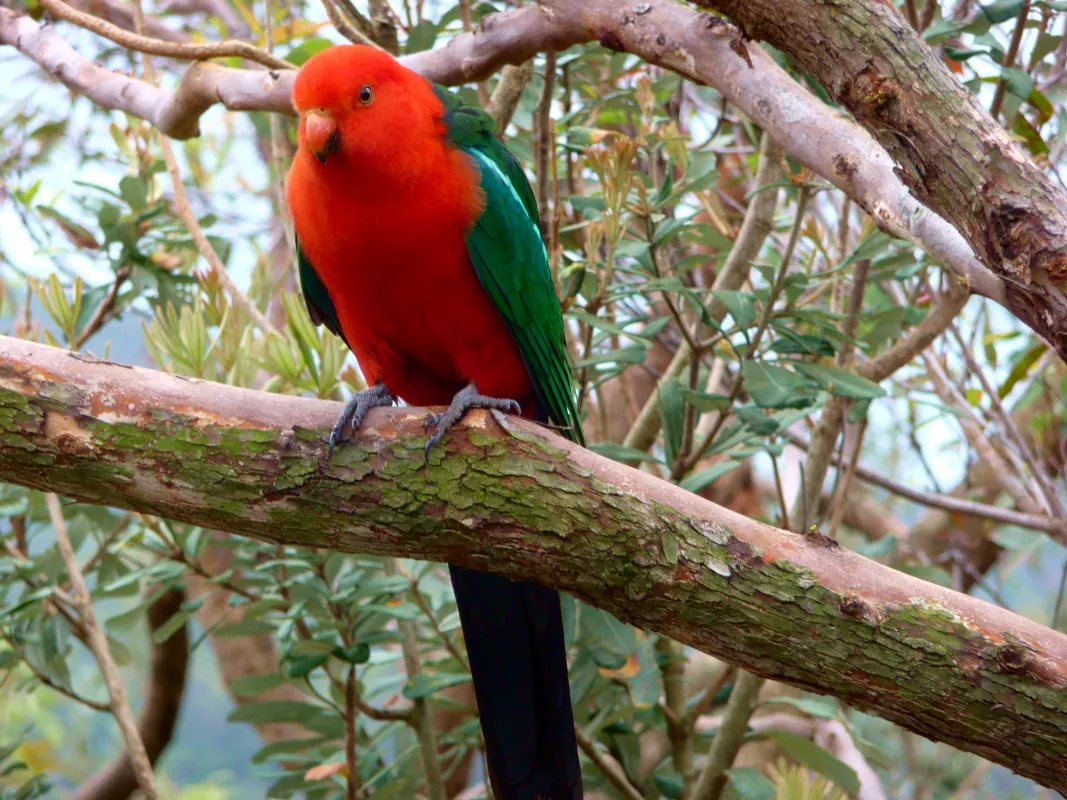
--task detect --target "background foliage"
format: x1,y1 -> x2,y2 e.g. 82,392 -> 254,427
2,0 -> 1067,797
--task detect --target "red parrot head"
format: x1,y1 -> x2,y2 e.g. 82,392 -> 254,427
291,44 -> 441,169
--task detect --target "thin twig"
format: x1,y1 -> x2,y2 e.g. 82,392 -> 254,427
947,321 -> 1062,517
385,560 -> 447,800
74,265 -> 130,350
656,637 -> 694,791
574,726 -> 644,800
344,667 -> 362,800
678,185 -> 811,478
0,628 -> 110,711
46,494 -> 160,799
687,664 -> 737,729
990,0 -> 1032,118
621,136 -> 782,459
534,53 -> 557,237
486,61 -> 533,131
690,670 -> 763,800
157,135 -> 281,337
785,433 -> 1067,540
40,0 -> 292,70
409,580 -> 470,672
321,0 -> 380,47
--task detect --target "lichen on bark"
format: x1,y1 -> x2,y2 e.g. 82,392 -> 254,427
3,336 -> 1067,790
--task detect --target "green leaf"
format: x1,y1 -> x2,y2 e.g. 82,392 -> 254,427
923,17 -> 968,40
681,460 -> 740,494
331,643 -> 370,665
765,694 -> 839,719
998,343 -> 1045,398
624,636 -> 661,709
1013,112 -> 1048,156
726,767 -> 776,800
742,362 -> 808,409
735,405 -> 780,435
566,306 -> 627,335
794,363 -> 885,400
251,735 -> 329,764
285,652 -> 329,678
37,206 -> 99,249
1032,32 -> 1064,65
228,700 -> 324,724
580,606 -> 635,669
991,527 -> 1047,552
119,175 -> 146,211
214,619 -> 277,638
1026,86 -> 1054,124
896,564 -> 953,587
403,671 -> 471,699
230,673 -> 284,698
358,602 -> 420,620
653,772 -> 685,799
588,442 -> 663,464
944,45 -> 988,61
574,343 -> 647,368
981,0 -> 1025,22
406,20 -> 437,53
847,397 -> 872,423
841,230 -> 895,269
713,290 -> 757,328
679,388 -> 733,412
152,608 -> 193,644
762,730 -> 860,795
1002,66 -> 1033,99
658,378 -> 685,465
858,534 -> 898,558
285,37 -> 331,66
768,333 -> 835,357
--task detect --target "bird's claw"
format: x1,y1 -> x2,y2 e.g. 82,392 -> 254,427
328,384 -> 396,457
422,384 -> 521,466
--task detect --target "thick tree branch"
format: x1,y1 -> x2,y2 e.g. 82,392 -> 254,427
695,0 -> 1067,361
3,336 -> 1067,791
41,0 -> 290,69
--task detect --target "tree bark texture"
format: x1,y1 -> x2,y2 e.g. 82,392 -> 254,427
694,0 -> 1067,361
2,336 -> 1067,789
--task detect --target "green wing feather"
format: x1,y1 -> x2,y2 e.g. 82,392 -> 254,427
433,85 -> 585,446
297,240 -> 348,348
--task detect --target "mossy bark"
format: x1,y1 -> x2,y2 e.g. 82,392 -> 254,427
695,0 -> 1067,361
3,336 -> 1067,790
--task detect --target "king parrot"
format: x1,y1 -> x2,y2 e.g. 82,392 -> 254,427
286,45 -> 585,800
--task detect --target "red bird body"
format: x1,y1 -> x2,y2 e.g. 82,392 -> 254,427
286,46 -> 584,800
287,60 -> 534,411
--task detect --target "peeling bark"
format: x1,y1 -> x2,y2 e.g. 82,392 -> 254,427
695,0 -> 1067,360
3,337 -> 1067,789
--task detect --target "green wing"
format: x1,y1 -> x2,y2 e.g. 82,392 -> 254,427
434,86 -> 584,446
297,240 -> 348,348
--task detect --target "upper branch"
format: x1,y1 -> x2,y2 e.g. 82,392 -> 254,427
2,335 -> 1067,792
0,2 -> 1012,312
695,0 -> 1067,360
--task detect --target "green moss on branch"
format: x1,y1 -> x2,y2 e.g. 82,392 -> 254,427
3,336 -> 1067,791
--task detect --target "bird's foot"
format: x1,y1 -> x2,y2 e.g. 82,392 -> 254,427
329,383 -> 397,456
424,383 -> 521,464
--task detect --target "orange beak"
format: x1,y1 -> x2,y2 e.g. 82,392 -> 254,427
304,111 -> 339,164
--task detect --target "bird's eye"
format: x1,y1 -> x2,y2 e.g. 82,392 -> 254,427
358,85 -> 373,106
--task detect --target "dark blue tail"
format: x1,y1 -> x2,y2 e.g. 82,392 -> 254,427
449,565 -> 582,800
